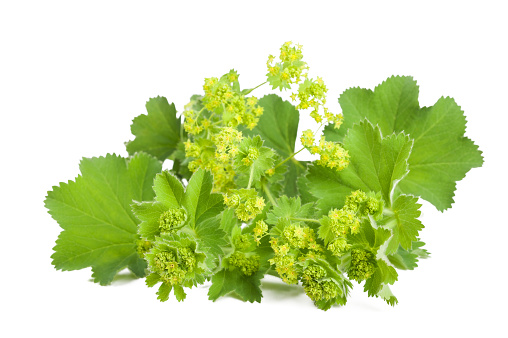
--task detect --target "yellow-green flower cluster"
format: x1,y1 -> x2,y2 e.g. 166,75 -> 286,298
282,223 -> 316,249
233,233 -> 252,251
183,127 -> 243,192
151,247 -> 197,286
326,207 -> 360,257
268,223 -> 323,284
183,108 -> 204,135
301,131 -> 350,171
223,188 -> 266,222
294,77 -> 328,123
159,208 -> 186,233
180,68 -> 267,193
345,189 -> 383,218
145,234 -> 206,291
253,220 -> 268,245
326,190 -> 384,256
136,239 -> 152,258
314,136 -> 350,171
347,248 -> 376,282
266,41 -> 307,90
268,240 -> 298,284
324,108 -> 344,129
213,127 -> 243,163
201,71 -> 264,130
301,265 -> 340,302
226,252 -> 260,276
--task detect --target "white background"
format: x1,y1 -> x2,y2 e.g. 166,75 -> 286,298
1,1 -> 506,337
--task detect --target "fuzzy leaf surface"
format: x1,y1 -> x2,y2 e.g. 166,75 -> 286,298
126,96 -> 182,161
306,121 -> 413,214
208,268 -> 263,303
235,136 -> 276,183
324,76 -> 483,210
45,153 -> 162,285
243,94 -> 306,196
182,169 -> 224,227
382,195 -> 424,254
266,196 -> 315,225
133,171 -> 186,240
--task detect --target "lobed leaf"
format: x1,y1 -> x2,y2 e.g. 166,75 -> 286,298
45,152 -> 162,285
325,76 -> 483,210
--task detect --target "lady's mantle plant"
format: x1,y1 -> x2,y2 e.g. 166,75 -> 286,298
45,42 -> 483,310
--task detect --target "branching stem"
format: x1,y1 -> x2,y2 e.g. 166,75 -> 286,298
274,147 -> 305,169
262,182 -> 277,207
247,165 -> 255,189
290,217 -> 321,224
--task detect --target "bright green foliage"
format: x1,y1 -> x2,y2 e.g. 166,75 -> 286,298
346,219 -> 392,252
324,76 -> 483,210
318,190 -> 384,256
45,153 -> 162,285
208,268 -> 263,303
381,195 -> 424,254
208,223 -> 265,302
234,136 -> 276,182
242,94 -> 305,196
363,259 -> 399,306
181,169 -> 224,227
126,96 -> 182,161
144,233 -> 206,302
46,42 -> 483,310
305,121 -> 413,214
266,196 -> 315,225
223,188 -> 265,221
132,169 -> 227,300
268,219 -> 324,284
387,241 -> 429,270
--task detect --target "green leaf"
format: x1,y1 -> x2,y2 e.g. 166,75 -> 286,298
145,273 -> 161,287
325,76 -> 483,210
132,201 -> 168,240
243,94 -> 306,196
208,268 -> 263,303
219,208 -> 238,234
153,171 -> 185,208
191,215 -> 228,270
382,195 -> 424,254
235,136 -> 276,183
173,285 -> 187,302
126,96 -> 183,161
306,120 -> 413,214
266,196 -> 315,225
347,219 -> 392,251
317,216 -> 335,245
45,153 -> 162,285
157,283 -> 172,302
133,171 -> 186,240
182,169 -> 224,227
364,259 -> 398,297
378,285 -> 398,306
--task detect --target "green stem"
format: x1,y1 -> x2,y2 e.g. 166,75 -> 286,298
273,147 -> 305,169
195,107 -> 206,120
247,165 -> 255,189
290,217 -> 321,224
242,81 -> 268,95
313,122 -> 324,136
262,182 -> 277,207
383,208 -> 394,217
